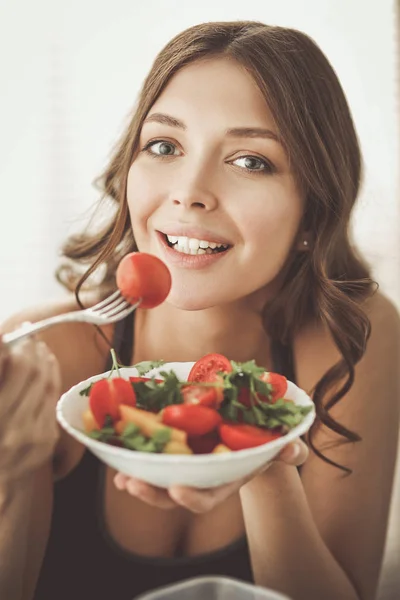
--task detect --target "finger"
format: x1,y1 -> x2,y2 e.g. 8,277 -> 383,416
276,439 -> 309,467
5,341 -> 56,417
0,338 -> 41,412
168,478 -> 244,514
113,474 -> 177,510
4,365 -> 53,431
33,346 -> 61,419
45,348 -> 61,397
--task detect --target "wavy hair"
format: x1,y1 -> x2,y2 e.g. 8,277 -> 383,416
57,21 -> 376,472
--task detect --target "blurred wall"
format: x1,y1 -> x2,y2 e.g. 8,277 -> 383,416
0,0 -> 398,321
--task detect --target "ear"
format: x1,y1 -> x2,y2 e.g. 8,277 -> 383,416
296,232 -> 312,252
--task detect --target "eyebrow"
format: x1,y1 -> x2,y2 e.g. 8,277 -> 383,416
143,112 -> 281,143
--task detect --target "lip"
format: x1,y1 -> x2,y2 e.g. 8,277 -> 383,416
158,225 -> 233,246
156,231 -> 231,270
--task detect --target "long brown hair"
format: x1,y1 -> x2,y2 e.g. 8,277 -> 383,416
57,21 -> 376,472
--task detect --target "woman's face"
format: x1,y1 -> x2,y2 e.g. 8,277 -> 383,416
127,58 -> 304,310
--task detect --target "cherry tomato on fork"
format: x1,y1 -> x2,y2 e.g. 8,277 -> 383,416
116,252 -> 172,309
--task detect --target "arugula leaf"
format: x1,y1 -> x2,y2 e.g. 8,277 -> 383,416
79,383 -> 93,397
121,423 -> 141,438
151,427 -> 172,445
87,424 -> 115,443
119,420 -> 172,453
133,371 -> 183,412
133,360 -> 165,376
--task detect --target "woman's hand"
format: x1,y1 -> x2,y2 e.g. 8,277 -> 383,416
113,438 -> 309,513
0,336 -> 61,482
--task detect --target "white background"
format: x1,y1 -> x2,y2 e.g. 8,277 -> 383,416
0,0 -> 398,322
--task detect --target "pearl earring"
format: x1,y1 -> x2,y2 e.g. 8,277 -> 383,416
303,240 -> 308,246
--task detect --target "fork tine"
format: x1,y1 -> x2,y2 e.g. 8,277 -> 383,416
91,289 -> 122,311
100,296 -> 140,320
93,293 -> 130,315
101,303 -> 138,323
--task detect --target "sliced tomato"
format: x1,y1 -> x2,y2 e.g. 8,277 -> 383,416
188,353 -> 232,384
116,252 -> 172,309
89,377 -> 136,428
129,377 -> 163,384
187,430 -> 221,454
181,384 -> 222,408
261,372 -> 288,403
219,423 -> 282,450
237,387 -> 269,408
162,404 -> 222,436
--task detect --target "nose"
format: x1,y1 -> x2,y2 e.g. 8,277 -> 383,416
170,169 -> 219,211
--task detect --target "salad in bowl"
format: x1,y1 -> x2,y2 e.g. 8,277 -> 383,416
57,352 -> 315,488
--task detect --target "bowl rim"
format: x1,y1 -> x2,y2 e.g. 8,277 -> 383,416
56,364 -> 316,464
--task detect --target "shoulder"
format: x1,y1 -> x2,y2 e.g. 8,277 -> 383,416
295,292 -> 400,599
0,292 -> 114,393
294,290 -> 400,397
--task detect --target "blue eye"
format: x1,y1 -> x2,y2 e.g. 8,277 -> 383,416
232,156 -> 274,174
143,140 -> 179,157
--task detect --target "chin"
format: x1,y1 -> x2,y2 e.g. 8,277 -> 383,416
165,286 -> 221,311
166,295 -> 216,312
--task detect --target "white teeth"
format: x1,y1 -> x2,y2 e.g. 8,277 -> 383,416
165,234 -> 230,254
177,236 -> 189,251
174,246 -> 208,255
189,238 -> 200,250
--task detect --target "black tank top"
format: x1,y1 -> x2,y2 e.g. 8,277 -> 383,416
34,313 -> 297,600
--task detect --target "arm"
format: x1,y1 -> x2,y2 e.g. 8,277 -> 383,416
0,336 -> 59,600
240,293 -> 400,600
0,476 -> 34,600
0,468 -> 53,600
0,298 -> 111,600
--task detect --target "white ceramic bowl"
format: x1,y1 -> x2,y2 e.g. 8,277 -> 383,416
57,362 -> 316,489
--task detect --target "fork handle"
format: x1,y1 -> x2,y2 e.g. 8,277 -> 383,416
2,311 -> 84,346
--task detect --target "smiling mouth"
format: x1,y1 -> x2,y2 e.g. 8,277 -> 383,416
161,233 -> 232,256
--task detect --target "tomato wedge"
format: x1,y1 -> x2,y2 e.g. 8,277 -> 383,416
89,378 -> 136,428
219,423 -> 282,450
237,387 -> 270,408
261,372 -> 288,403
188,353 -> 232,383
187,430 -> 220,454
116,252 -> 172,309
181,384 -> 222,408
162,404 -> 222,436
129,377 -> 163,384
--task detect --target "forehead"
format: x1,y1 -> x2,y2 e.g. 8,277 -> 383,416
149,57 -> 276,130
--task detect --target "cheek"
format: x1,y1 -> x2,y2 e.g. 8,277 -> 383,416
239,195 -> 302,272
126,165 -> 159,240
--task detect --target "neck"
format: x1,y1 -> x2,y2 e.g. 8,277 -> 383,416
133,301 -> 273,369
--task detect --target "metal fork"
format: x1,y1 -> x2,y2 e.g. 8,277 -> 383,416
2,290 -> 141,346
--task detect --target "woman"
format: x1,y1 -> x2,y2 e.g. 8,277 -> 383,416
1,20 -> 399,600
